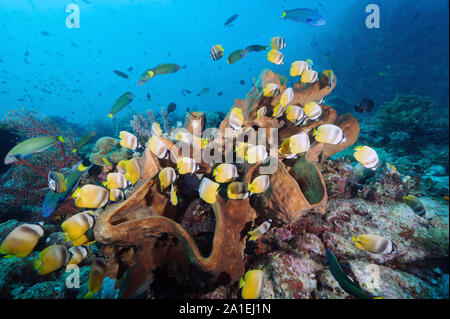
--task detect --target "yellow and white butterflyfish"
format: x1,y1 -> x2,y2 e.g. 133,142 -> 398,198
159,167 -> 177,191
247,219 -> 272,241
270,36 -> 286,50
246,145 -> 268,164
235,142 -> 254,160
0,223 -> 44,258
83,258 -> 107,299
213,163 -> 239,183
300,68 -> 318,83
229,107 -> 244,131
354,146 -> 379,170
109,188 -> 124,202
33,245 -> 70,275
61,211 -> 95,242
177,157 -> 198,175
151,122 -> 162,137
66,246 -> 88,270
239,270 -> 265,299
285,105 -> 306,126
170,184 -> 178,206
279,87 -> 293,107
125,157 -> 141,184
199,177 -> 220,204
117,160 -> 127,174
149,135 -> 168,159
290,60 -> 309,77
227,182 -> 249,200
248,175 -> 270,194
278,137 -> 297,159
72,184 -> 109,209
303,101 -> 322,120
262,83 -> 280,97
174,130 -> 191,144
256,106 -> 267,120
313,124 -> 346,145
267,49 -> 284,65
71,228 -> 95,247
106,172 -> 127,189
191,135 -> 209,149
352,234 -> 395,255
289,133 -> 310,154
272,102 -> 286,118
119,131 -> 138,150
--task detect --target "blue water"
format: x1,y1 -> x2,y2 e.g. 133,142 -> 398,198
0,0 -> 448,300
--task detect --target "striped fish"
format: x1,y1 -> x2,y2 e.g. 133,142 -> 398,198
270,36 -> 286,50
210,45 -> 224,61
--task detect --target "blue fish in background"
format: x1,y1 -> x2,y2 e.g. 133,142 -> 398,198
281,8 -> 326,26
42,160 -> 91,218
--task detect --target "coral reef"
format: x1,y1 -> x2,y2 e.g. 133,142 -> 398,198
89,136 -> 132,166
93,67 -> 363,297
0,108 -> 78,212
130,110 -> 155,145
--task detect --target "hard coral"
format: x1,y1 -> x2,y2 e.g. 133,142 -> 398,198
94,68 -> 360,297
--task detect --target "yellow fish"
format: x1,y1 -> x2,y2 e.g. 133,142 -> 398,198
245,145 -> 267,164
0,224 -> 44,258
403,194 -> 426,216
279,87 -> 293,107
199,177 -> 220,204
267,49 -> 284,65
229,108 -> 244,131
248,175 -> 270,194
151,122 -> 162,137
149,135 -> 168,159
106,172 -> 127,189
285,105 -> 306,125
177,157 -> 198,175
72,184 -> 109,209
34,245 -> 70,275
313,124 -> 346,145
289,133 -> 310,154
61,211 -> 95,242
272,102 -> 286,118
170,184 -> 178,206
83,258 -> 107,299
239,270 -> 265,299
352,234 -> 395,254
66,246 -> 88,270
256,107 -> 267,120
213,163 -> 239,183
235,142 -> 253,160
301,68 -> 318,83
109,188 -> 124,202
262,83 -> 280,97
303,101 -> 322,120
125,157 -> 140,184
354,146 -> 379,170
248,219 -> 272,241
227,182 -> 249,200
119,131 -> 138,150
290,60 -> 309,77
159,167 -> 177,191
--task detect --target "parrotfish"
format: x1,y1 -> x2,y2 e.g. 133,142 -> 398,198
138,63 -> 181,86
4,135 -> 65,164
227,49 -> 248,64
73,131 -> 96,153
281,8 -> 326,26
108,92 -> 134,119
